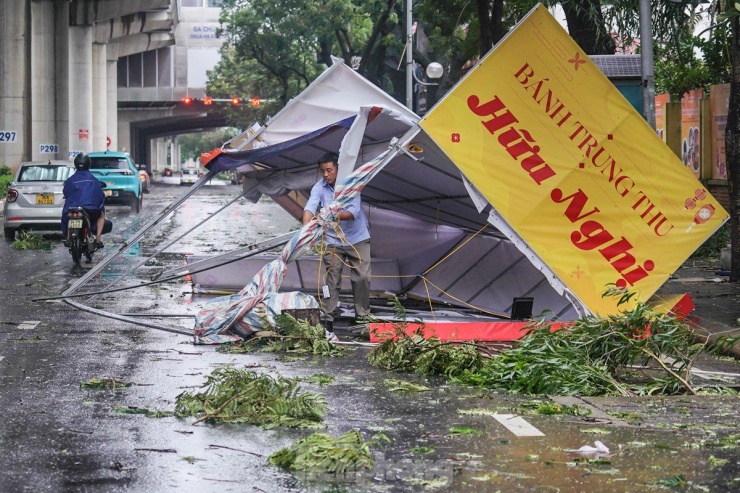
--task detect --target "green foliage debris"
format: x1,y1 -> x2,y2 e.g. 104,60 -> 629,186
81,378 -> 132,389
456,292 -> 715,396
708,455 -> 729,468
112,406 -> 173,417
518,400 -> 591,416
383,378 -> 431,392
268,430 -> 388,474
449,426 -> 479,435
300,373 -> 335,386
175,368 -> 326,428
410,446 -> 435,454
218,314 -> 344,357
13,231 -> 52,251
655,474 -> 687,488
368,299 -> 486,377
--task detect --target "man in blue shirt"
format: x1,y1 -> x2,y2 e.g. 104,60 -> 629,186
302,152 -> 371,334
62,153 -> 106,248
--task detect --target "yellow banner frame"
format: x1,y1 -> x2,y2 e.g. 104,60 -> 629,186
419,5 -> 729,315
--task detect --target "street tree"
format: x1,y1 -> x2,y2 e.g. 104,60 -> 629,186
179,129 -> 241,162
211,0 -> 383,127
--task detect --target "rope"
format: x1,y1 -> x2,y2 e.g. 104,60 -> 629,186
303,213 -> 508,320
420,276 -> 510,319
422,277 -> 435,319
422,223 -> 489,276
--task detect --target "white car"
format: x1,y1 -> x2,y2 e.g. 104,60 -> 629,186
3,160 -> 75,240
180,168 -> 200,185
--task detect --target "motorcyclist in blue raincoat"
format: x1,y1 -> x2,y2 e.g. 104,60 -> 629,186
62,153 -> 106,248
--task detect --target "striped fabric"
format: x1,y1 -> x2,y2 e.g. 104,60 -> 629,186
193,148 -> 393,344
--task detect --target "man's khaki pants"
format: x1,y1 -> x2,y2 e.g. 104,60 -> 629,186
320,240 -> 371,321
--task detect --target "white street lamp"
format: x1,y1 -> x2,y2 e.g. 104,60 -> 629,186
405,1 -> 444,110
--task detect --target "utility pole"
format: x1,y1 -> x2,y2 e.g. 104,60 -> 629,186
405,0 -> 413,110
639,0 -> 656,129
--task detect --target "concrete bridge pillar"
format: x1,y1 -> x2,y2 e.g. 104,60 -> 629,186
92,42 -> 108,151
54,0 -> 70,161
68,25 -> 93,155
0,0 -> 30,168
30,0 -> 59,161
107,60 -> 118,151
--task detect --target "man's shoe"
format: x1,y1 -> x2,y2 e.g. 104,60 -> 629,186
95,241 -> 104,249
325,331 -> 340,343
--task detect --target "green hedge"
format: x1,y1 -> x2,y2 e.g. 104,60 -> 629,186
0,175 -> 13,199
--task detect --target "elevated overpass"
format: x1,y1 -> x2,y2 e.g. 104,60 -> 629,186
0,0 -> 229,171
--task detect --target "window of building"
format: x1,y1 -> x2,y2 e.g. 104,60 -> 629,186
117,58 -> 128,87
181,0 -> 201,7
129,53 -> 143,87
118,47 -> 172,88
157,48 -> 172,87
143,50 -> 157,87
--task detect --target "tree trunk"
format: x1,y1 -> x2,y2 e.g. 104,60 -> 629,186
726,17 -> 740,282
357,0 -> 397,77
475,0 -> 506,56
561,0 -> 616,55
476,0 -> 493,55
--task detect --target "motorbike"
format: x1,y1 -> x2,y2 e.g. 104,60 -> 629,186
67,207 -> 112,265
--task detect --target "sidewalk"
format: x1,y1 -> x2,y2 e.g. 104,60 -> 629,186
656,258 -> 740,356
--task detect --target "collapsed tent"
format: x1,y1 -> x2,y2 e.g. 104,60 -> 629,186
192,59 -> 584,344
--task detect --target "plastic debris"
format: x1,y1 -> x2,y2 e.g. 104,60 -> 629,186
566,440 -> 610,455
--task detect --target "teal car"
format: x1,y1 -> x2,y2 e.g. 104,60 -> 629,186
87,151 -> 143,213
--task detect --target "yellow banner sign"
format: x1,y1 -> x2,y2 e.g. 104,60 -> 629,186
419,5 -> 729,315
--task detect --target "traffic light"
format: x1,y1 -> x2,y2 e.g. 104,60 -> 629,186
203,96 -> 213,105
231,97 -> 241,106
250,97 -> 261,107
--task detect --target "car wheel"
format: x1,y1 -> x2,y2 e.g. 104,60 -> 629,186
130,192 -> 142,214
4,227 -> 15,242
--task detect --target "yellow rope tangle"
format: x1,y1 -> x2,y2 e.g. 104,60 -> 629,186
420,276 -> 510,318
307,214 -> 507,319
421,223 -> 489,276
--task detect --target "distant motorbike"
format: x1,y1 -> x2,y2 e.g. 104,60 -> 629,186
67,207 -> 112,265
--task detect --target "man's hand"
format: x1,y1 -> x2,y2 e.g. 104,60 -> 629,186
301,210 -> 314,226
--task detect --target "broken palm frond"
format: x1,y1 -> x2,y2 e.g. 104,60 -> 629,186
383,378 -> 431,392
81,378 -> 132,389
13,231 -> 52,250
367,299 -> 486,377
217,314 -> 344,357
174,368 -> 326,428
456,291 -> 710,396
268,430 -> 388,474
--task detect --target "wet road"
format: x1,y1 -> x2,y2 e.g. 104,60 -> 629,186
1,182 -> 739,492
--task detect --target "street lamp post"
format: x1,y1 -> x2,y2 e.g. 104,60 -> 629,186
405,0 -> 443,112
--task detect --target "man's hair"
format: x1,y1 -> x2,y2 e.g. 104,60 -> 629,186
319,152 -> 338,167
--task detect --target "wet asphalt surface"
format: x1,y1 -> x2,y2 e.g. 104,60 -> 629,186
1,182 -> 739,492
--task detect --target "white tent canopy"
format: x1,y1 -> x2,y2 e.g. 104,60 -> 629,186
202,61 -> 585,321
